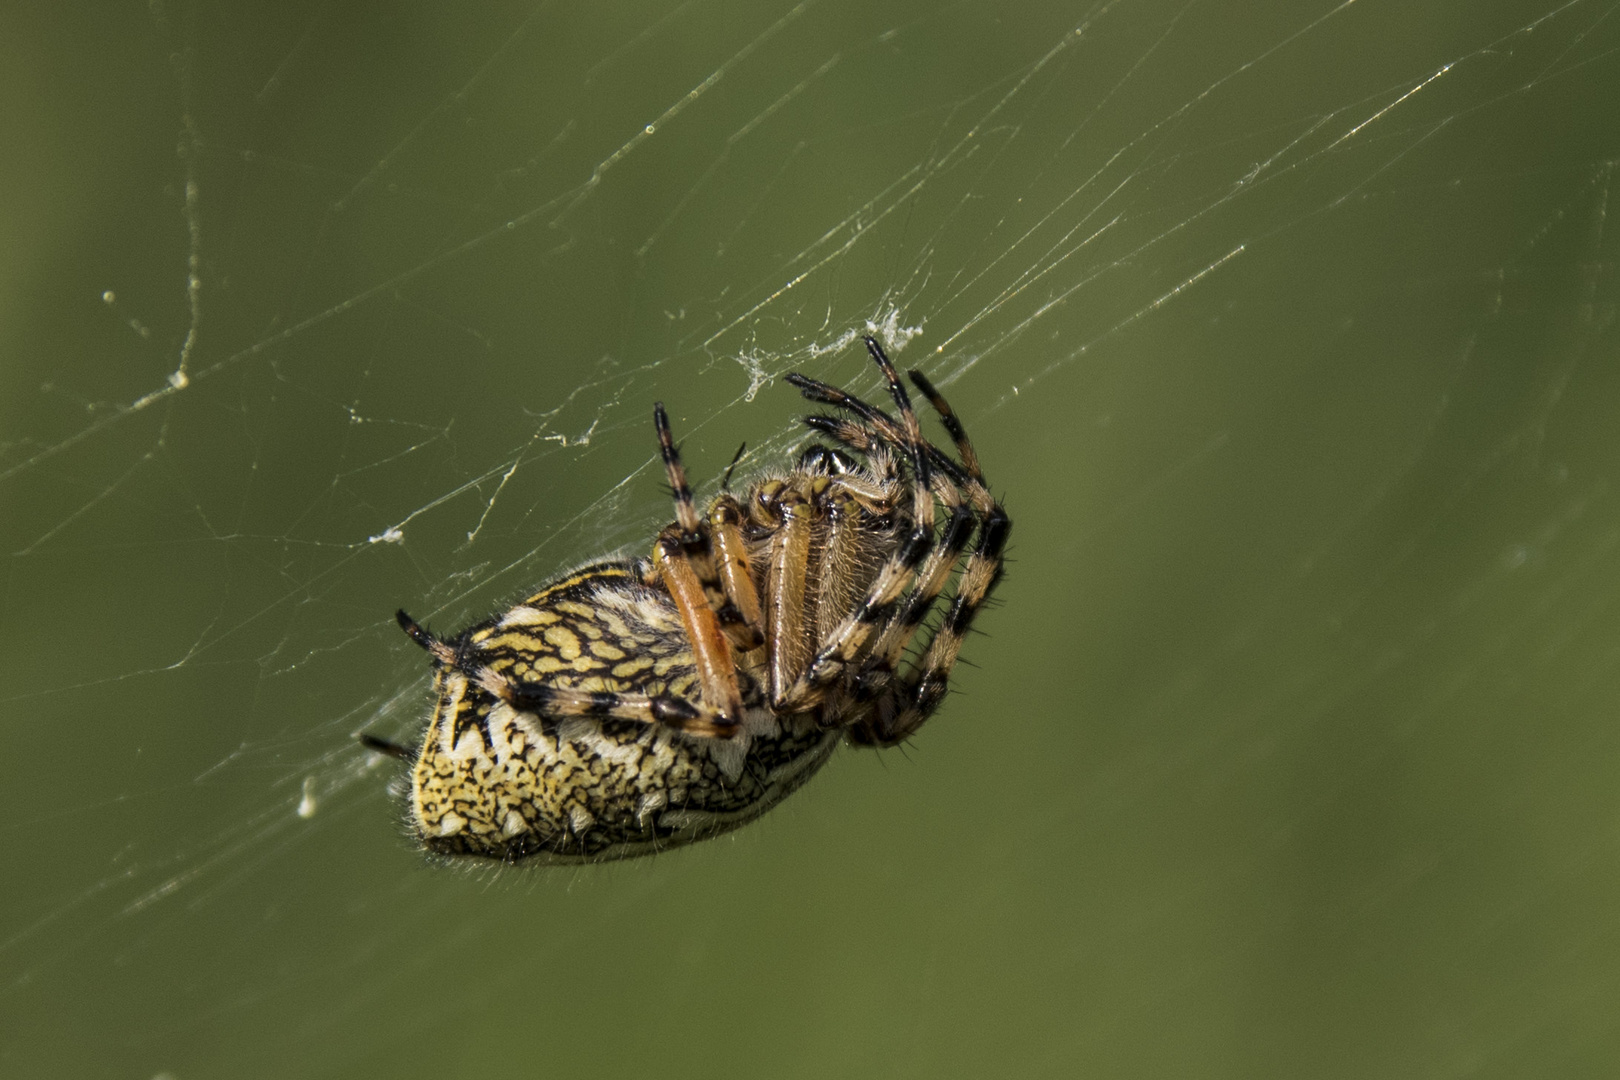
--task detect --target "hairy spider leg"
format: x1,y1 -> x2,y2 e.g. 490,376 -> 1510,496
772,337 -> 937,712
811,487 -> 873,676
474,665 -> 741,739
793,413 -> 976,699
654,402 -> 762,654
708,493 -> 766,650
859,371 -> 996,682
653,402 -> 704,541
720,442 -> 747,490
762,484 -> 813,704
870,501 -> 1009,744
803,413 -> 970,502
864,337 -> 933,491
396,608 -> 458,666
795,376 -> 1010,745
359,732 -> 413,760
651,404 -> 747,729
799,382 -> 996,552
866,500 -> 975,691
907,371 -> 982,484
871,378 -> 1009,745
779,444 -> 906,716
393,608 -> 494,748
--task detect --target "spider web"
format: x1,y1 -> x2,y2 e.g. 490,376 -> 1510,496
4,1 -> 1620,1076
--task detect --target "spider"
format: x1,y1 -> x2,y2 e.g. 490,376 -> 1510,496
363,336 -> 1009,862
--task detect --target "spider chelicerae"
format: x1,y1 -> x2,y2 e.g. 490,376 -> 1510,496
364,336 -> 1009,862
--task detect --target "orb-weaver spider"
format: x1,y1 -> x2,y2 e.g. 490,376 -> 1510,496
365,336 -> 1009,862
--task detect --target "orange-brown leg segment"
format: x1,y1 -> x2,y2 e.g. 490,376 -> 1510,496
763,488 -> 813,707
812,491 -> 867,649
654,401 -> 734,613
650,403 -> 748,729
710,494 -> 765,651
654,533 -> 745,728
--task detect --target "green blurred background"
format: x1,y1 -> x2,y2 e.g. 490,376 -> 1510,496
4,1 -> 1619,1076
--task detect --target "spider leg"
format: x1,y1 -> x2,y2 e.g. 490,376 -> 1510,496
860,495 -> 975,698
861,371 -> 993,694
650,404 -> 747,729
906,372 -> 982,484
859,508 -> 1008,746
812,489 -> 871,659
720,442 -> 747,490
775,337 -> 936,712
761,485 -> 812,704
654,532 -> 745,729
906,370 -> 999,518
396,608 -> 458,666
653,402 -> 705,542
709,494 -> 766,650
654,403 -> 761,652
858,374 -> 1010,746
474,665 -> 741,739
358,732 -> 414,760
791,414 -> 976,698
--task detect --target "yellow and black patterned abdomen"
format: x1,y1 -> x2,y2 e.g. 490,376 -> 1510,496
409,564 -> 838,861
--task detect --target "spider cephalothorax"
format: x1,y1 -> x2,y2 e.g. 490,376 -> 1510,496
367,337 -> 1009,862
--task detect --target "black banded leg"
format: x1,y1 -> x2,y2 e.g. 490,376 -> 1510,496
784,375 -> 894,431
649,405 -> 747,725
862,337 -> 932,484
653,402 -> 729,612
856,365 -> 1007,744
396,608 -> 458,666
906,371 -> 981,482
905,369 -> 998,517
776,337 -> 938,711
861,505 -> 1010,746
358,732 -> 414,760
801,412 -> 991,704
476,668 -> 742,739
800,366 -> 988,508
653,402 -> 704,541
863,365 -> 1005,701
859,498 -> 977,699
